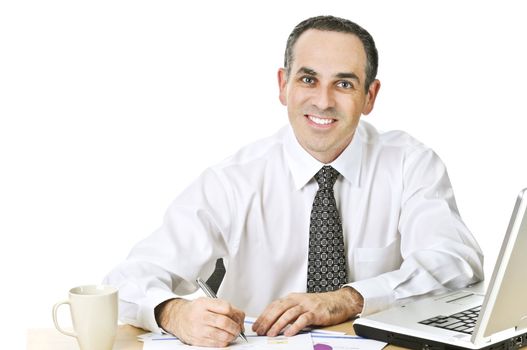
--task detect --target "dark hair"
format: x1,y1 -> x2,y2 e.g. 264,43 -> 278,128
284,15 -> 378,92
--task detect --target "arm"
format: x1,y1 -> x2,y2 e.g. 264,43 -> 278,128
103,169 -> 242,346
351,146 -> 484,316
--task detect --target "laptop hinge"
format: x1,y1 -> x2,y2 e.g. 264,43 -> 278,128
516,316 -> 527,332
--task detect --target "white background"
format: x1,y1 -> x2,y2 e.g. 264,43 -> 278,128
1,1 -> 527,348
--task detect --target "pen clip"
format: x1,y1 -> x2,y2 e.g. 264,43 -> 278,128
196,277 -> 217,298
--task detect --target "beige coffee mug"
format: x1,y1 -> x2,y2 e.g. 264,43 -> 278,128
52,285 -> 118,350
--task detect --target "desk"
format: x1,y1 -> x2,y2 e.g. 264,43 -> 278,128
28,323 -> 406,350
28,325 -> 144,350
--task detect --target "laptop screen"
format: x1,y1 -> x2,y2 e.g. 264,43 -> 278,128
474,189 -> 527,341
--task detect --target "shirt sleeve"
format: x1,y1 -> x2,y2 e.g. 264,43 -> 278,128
103,168 -> 233,333
349,146 -> 484,316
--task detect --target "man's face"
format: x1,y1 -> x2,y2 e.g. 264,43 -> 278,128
279,29 -> 380,163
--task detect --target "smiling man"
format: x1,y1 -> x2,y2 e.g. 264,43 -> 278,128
104,16 -> 483,347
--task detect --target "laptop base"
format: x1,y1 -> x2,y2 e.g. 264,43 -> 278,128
354,323 -> 527,350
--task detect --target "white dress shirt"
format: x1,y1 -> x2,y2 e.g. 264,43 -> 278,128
104,120 -> 484,333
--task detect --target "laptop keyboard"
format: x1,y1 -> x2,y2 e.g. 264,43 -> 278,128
419,305 -> 481,334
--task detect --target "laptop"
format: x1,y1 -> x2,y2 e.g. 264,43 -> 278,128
354,188 -> 527,350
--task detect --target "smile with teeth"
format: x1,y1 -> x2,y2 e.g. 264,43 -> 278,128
306,114 -> 336,125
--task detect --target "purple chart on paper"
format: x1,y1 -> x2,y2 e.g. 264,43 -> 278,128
314,344 -> 333,350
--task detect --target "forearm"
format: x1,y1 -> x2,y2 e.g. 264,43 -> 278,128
350,249 -> 483,316
339,286 -> 364,318
155,298 -> 189,332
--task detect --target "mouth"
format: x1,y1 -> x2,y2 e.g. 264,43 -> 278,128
305,114 -> 337,127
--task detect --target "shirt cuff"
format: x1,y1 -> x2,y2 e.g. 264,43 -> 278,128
348,276 -> 395,316
138,288 -> 180,334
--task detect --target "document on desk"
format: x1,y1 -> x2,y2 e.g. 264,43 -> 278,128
140,317 -> 387,350
142,332 -> 313,350
141,333 -> 387,350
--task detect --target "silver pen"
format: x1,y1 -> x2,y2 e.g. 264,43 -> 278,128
196,277 -> 248,343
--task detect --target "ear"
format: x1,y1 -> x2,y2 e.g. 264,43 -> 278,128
362,79 -> 381,115
278,68 -> 288,106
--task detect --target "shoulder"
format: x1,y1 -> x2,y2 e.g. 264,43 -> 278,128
208,125 -> 289,176
357,120 -> 443,172
358,120 -> 426,151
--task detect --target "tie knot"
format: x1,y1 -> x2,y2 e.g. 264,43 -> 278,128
314,166 -> 339,189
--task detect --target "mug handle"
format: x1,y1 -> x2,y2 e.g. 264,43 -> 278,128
52,300 -> 77,338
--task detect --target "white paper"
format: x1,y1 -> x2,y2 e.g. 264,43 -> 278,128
142,333 -> 314,350
311,334 -> 387,350
137,332 -> 179,342
139,317 -> 379,350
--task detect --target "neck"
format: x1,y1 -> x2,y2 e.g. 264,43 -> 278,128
305,134 -> 355,164
309,149 -> 343,164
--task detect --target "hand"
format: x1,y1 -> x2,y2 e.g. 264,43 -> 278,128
155,297 -> 245,347
252,287 -> 363,337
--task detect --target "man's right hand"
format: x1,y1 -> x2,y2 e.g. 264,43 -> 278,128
154,297 -> 246,347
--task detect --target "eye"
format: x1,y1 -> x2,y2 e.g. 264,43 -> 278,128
301,76 -> 316,85
337,81 -> 354,89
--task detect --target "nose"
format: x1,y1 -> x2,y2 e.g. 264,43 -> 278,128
312,84 -> 335,111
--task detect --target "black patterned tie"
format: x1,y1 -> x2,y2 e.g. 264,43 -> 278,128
307,166 -> 348,293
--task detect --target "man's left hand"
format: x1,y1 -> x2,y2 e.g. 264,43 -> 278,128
252,287 -> 364,337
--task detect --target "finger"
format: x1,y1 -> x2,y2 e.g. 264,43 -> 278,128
253,298 -> 297,335
195,298 -> 243,330
201,297 -> 236,315
203,311 -> 243,338
229,307 -> 246,328
253,300 -> 282,334
189,325 -> 233,348
208,300 -> 246,335
266,304 -> 304,337
232,311 -> 246,334
202,298 -> 246,324
284,312 -> 314,337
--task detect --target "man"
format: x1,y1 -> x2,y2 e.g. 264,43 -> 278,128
104,15 -> 483,347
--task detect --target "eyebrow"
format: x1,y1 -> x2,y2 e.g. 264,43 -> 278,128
295,67 -> 361,85
335,72 -> 361,84
296,67 -> 318,76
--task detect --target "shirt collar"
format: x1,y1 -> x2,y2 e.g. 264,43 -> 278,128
284,124 -> 363,190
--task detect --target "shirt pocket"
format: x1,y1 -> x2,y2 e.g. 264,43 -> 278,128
352,237 -> 402,281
